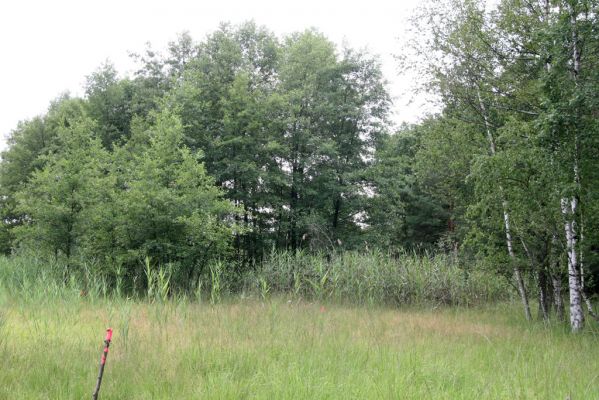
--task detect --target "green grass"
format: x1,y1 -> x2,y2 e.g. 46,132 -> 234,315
1,297 -> 597,399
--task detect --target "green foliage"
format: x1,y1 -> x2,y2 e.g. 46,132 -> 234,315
85,63 -> 136,148
0,95 -> 87,254
13,116 -> 109,263
366,121 -> 470,249
108,108 -> 238,271
7,106 -> 237,292
402,0 -> 599,313
167,24 -> 390,255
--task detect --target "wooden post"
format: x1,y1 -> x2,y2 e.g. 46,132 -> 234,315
92,328 -> 113,400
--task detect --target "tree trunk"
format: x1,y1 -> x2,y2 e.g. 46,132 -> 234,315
477,88 -> 531,321
332,195 -> 341,230
561,198 -> 584,331
520,236 -> 548,321
559,4 -> 585,332
538,265 -> 550,322
552,273 -> 565,322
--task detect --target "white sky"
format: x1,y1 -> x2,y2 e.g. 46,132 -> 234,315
0,0 -> 432,153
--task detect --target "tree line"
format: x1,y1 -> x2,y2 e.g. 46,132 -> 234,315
401,0 -> 599,332
1,1 -> 598,332
1,23 -> 392,286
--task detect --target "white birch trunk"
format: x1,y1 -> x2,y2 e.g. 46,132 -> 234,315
477,89 -> 531,321
561,198 -> 584,331
559,3 -> 585,332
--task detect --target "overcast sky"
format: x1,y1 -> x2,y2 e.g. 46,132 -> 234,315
0,0 -> 432,152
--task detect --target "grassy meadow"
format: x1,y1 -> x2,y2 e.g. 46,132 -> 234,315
1,255 -> 598,399
1,296 -> 598,399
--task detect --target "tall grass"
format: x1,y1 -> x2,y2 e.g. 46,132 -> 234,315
248,250 -> 510,306
0,256 -> 81,303
0,251 -> 509,307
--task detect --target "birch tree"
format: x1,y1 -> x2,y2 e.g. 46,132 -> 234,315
406,0 -> 534,319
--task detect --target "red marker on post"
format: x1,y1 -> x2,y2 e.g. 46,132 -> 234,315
92,328 -> 113,400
